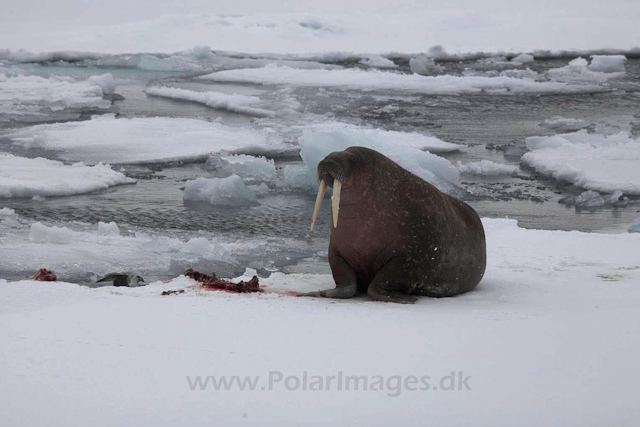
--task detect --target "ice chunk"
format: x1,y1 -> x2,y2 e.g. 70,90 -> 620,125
588,55 -> 626,73
3,220 -> 237,278
410,54 -> 443,75
3,114 -> 287,165
183,175 -> 258,206
521,130 -> 640,195
145,87 -> 273,117
0,74 -> 112,121
0,207 -> 15,216
547,57 -> 625,83
88,73 -> 116,95
0,154 -> 135,198
248,182 -> 270,196
558,190 -> 625,208
205,154 -> 276,183
360,55 -> 397,69
629,218 -> 640,233
297,122 -> 463,154
182,237 -> 213,256
511,53 -> 534,64
29,222 -> 74,244
457,160 -> 518,176
541,116 -> 590,132
97,221 -> 120,236
292,123 -> 461,194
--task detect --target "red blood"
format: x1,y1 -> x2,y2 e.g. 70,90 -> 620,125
184,269 -> 262,293
29,269 -> 57,282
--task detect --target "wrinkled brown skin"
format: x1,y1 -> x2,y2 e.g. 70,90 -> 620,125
299,146 -> 486,304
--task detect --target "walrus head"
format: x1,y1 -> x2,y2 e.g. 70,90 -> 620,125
310,151 -> 357,232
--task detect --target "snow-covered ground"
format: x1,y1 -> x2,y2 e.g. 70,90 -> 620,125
1,1 -> 639,55
1,1 -> 639,424
2,217 -> 639,426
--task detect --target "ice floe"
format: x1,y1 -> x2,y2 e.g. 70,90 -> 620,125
521,130 -> 640,195
558,190 -> 627,208
1,220 -> 236,279
409,54 -> 443,75
183,175 -> 259,206
0,73 -> 114,121
456,160 -> 518,176
588,55 -> 627,73
547,57 -> 626,83
284,122 -> 461,194
199,65 -> 603,95
145,86 -> 273,117
541,116 -> 591,132
510,53 -> 534,64
360,55 -> 398,69
205,154 -> 276,184
3,114 -> 290,165
0,154 -> 134,198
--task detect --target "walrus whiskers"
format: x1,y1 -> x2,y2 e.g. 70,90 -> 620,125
310,180 -> 327,232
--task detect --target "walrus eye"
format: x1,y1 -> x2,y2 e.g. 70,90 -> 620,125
331,179 -> 342,228
310,180 -> 327,232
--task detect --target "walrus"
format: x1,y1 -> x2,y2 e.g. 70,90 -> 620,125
299,146 -> 486,304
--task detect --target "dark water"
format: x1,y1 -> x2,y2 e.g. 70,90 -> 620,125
1,58 -> 639,241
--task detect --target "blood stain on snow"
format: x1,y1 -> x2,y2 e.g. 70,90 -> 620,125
184,269 -> 262,293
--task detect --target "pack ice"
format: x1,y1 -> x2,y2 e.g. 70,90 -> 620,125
521,130 -> 640,195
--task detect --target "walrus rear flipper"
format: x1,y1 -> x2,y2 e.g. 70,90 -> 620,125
366,258 -> 418,304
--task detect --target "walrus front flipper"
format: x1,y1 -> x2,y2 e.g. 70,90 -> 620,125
367,259 -> 419,304
297,250 -> 357,299
297,284 -> 357,299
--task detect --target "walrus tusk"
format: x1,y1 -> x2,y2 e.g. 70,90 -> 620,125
331,179 -> 342,228
310,180 -> 327,232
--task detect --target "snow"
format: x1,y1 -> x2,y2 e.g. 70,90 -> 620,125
521,130 -> 640,195
541,116 -> 590,132
456,160 -> 518,176
183,175 -> 259,206
547,57 -> 625,83
0,74 -> 112,121
3,114 -> 289,165
409,54 -> 443,75
145,86 -> 273,117
588,55 -> 627,73
2,218 -> 640,425
510,53 -> 534,64
290,123 -> 462,194
629,218 -> 640,233
199,65 -> 602,95
0,154 -> 135,198
1,3 -> 639,55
